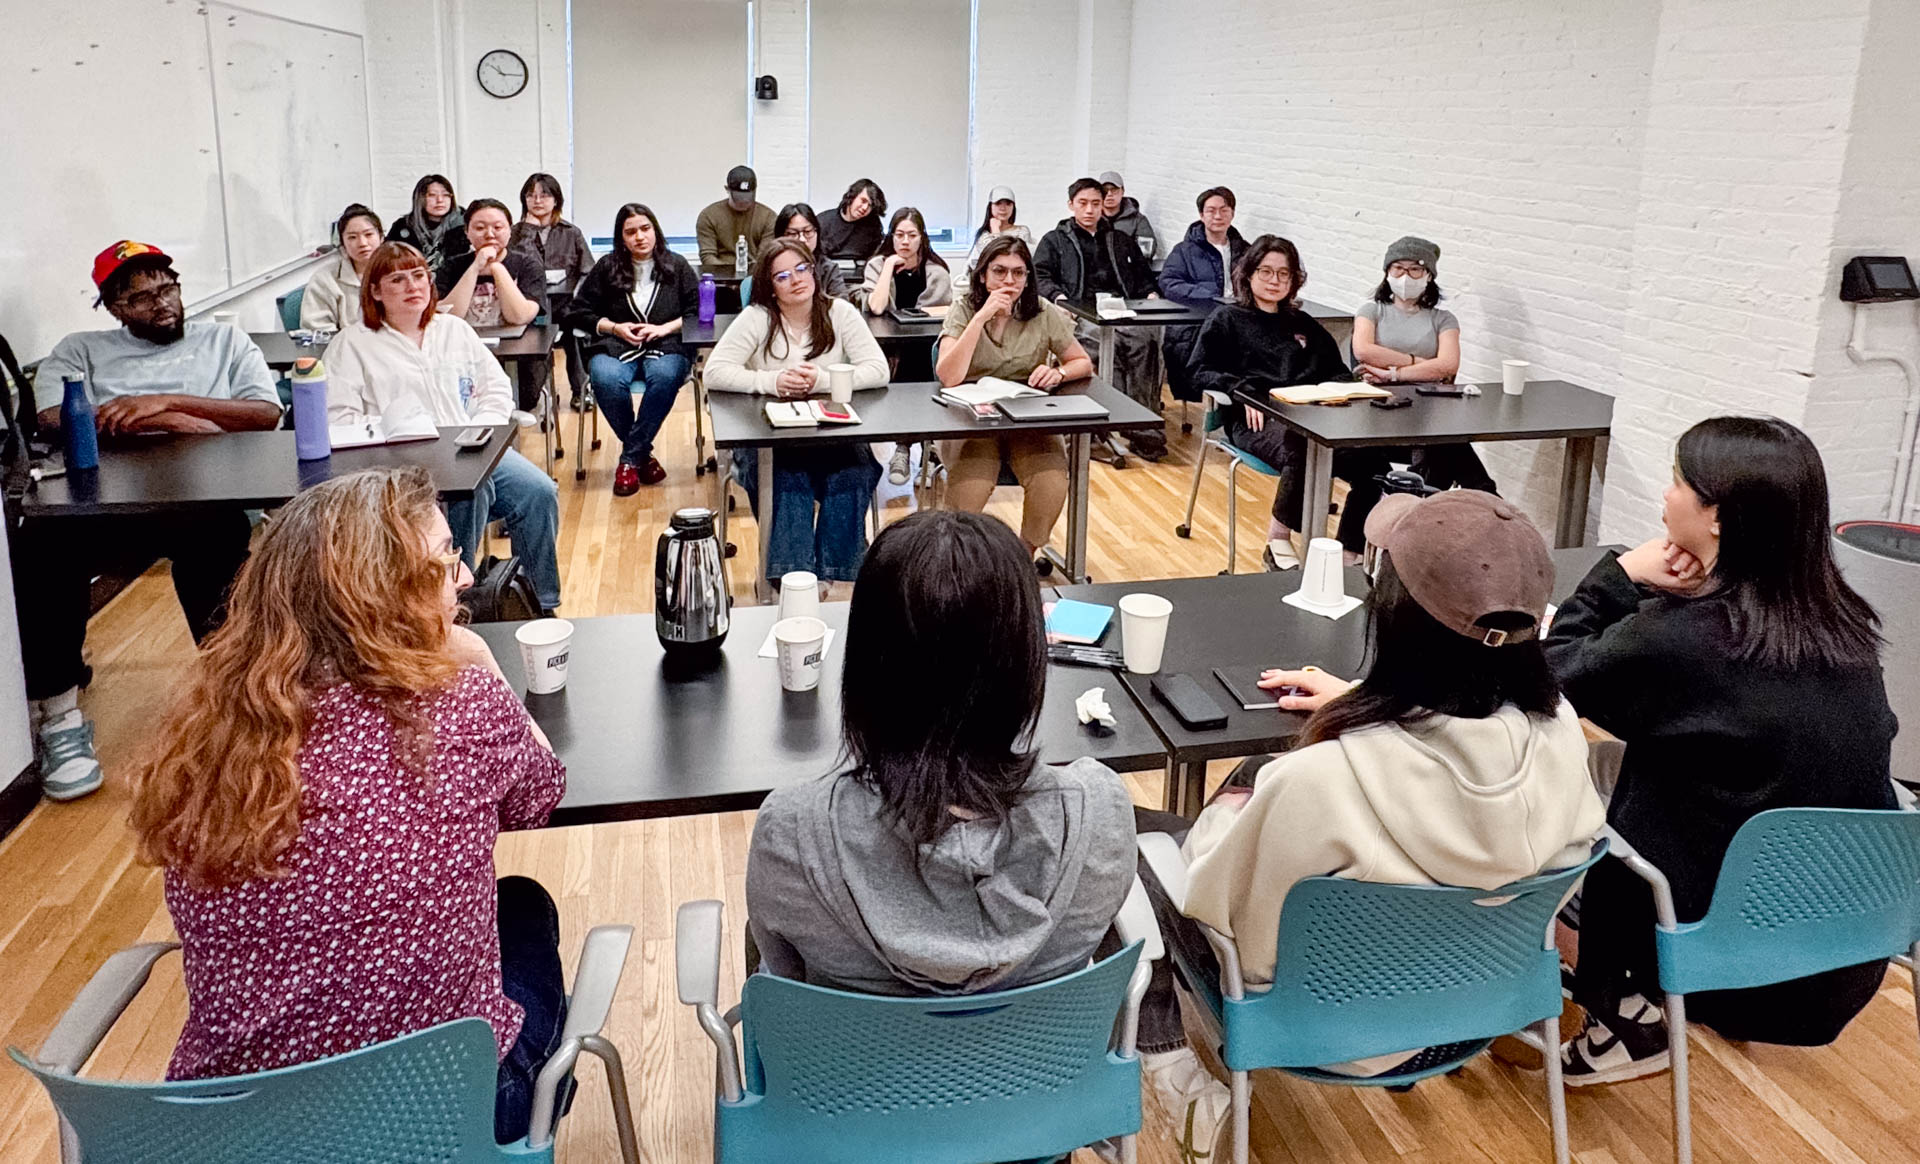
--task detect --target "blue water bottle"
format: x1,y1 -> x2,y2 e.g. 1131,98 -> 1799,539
59,376 -> 98,471
698,273 -> 717,325
289,357 -> 331,461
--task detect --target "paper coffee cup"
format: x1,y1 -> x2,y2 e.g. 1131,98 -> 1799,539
773,615 -> 829,692
1501,359 -> 1530,396
827,363 -> 855,403
779,570 -> 820,621
1118,593 -> 1173,675
1295,538 -> 1347,608
515,618 -> 575,695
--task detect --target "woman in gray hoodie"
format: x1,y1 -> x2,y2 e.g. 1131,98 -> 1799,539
745,510 -> 1136,997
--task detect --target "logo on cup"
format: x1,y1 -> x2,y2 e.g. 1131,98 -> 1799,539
546,650 -> 569,668
803,649 -> 822,667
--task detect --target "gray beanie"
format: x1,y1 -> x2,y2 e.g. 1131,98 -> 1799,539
1383,235 -> 1439,274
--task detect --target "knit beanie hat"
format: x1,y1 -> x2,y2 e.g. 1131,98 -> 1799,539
1383,236 -> 1439,274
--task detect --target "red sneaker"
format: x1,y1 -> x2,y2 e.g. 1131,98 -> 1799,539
612,462 -> 641,496
638,457 -> 668,485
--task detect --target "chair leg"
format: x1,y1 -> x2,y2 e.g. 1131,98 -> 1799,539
1231,1068 -> 1251,1164
1179,440 -> 1208,532
1119,1129 -> 1138,1164
1540,1016 -> 1570,1164
1225,459 -> 1240,575
1665,993 -> 1692,1164
581,1034 -> 641,1164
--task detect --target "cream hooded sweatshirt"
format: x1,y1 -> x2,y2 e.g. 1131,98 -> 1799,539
1181,699 -> 1604,987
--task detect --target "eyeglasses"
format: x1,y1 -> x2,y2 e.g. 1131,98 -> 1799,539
984,264 -> 1028,280
1252,266 -> 1292,282
116,281 -> 182,312
1387,262 -> 1429,277
434,550 -> 466,580
1201,205 -> 1233,216
770,263 -> 813,286
784,226 -> 818,242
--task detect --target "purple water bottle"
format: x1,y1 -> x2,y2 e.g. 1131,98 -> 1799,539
59,376 -> 98,471
289,357 -> 331,461
698,273 -> 717,325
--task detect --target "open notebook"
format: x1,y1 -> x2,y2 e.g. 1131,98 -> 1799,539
329,413 -> 439,450
1269,381 -> 1395,406
939,377 -> 1042,407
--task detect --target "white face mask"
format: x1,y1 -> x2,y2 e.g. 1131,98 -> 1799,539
1388,274 -> 1429,301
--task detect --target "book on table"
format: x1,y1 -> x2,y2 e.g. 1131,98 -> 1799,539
1210,664 -> 1308,710
764,400 -> 862,428
329,412 -> 440,449
939,377 -> 1042,407
1268,381 -> 1394,406
1044,598 -> 1114,645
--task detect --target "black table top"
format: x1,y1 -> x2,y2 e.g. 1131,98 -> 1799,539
253,325 -> 557,372
1252,379 -> 1614,449
19,426 -> 511,517
1055,545 -> 1615,765
473,603 -> 1166,826
680,311 -> 946,353
707,377 -> 1163,450
1060,298 -> 1352,329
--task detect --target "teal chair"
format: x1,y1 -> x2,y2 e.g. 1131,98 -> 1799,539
1605,808 -> 1920,1164
1138,833 -> 1606,1164
1173,389 -> 1283,574
277,285 -> 305,332
10,928 -> 640,1164
676,885 -> 1161,1164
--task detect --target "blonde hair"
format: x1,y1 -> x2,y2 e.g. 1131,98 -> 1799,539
131,468 -> 459,887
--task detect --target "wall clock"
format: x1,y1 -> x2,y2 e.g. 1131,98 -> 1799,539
477,49 -> 529,99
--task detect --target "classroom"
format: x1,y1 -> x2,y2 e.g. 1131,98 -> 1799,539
2,0 -> 1919,1161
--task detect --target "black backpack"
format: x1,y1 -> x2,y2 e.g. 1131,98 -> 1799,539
460,554 -> 542,622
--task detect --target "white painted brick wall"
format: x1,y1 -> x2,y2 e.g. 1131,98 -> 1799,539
752,0 -> 811,202
365,1 -> 453,217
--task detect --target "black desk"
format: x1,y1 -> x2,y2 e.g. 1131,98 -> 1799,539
252,325 -> 557,373
473,602 -> 1165,825
1253,380 -> 1614,549
1056,545 -> 1614,815
706,379 -> 1162,599
1059,298 -> 1354,381
19,426 -> 511,517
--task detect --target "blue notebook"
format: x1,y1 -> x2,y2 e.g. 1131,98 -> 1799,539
1045,599 -> 1114,645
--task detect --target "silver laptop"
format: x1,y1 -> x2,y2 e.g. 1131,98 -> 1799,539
997,395 -> 1110,422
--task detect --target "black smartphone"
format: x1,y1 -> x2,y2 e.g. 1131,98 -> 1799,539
1151,673 -> 1229,730
1413,384 -> 1468,397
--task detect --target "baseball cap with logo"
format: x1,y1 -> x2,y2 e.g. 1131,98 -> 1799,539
92,240 -> 175,304
726,165 -> 758,195
1363,490 -> 1553,646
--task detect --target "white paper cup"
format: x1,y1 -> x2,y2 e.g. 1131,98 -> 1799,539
827,362 -> 855,403
515,618 -> 575,695
1501,359 -> 1530,396
773,615 -> 829,692
1118,593 -> 1174,675
779,570 -> 820,621
1296,537 -> 1347,608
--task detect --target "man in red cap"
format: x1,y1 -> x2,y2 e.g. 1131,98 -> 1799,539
14,241 -> 282,801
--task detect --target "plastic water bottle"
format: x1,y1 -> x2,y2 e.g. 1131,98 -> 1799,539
289,357 -> 331,461
734,234 -> 749,278
698,273 -> 717,324
59,376 -> 98,471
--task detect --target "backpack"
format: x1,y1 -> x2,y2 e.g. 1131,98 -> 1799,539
460,554 -> 542,622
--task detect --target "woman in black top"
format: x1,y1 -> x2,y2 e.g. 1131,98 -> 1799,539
560,202 -> 699,495
816,179 -> 886,261
772,204 -> 852,300
1548,416 -> 1896,1083
1188,235 -> 1393,562
386,174 -> 470,273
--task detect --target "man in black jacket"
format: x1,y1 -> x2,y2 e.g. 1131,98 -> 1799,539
1033,178 -> 1167,458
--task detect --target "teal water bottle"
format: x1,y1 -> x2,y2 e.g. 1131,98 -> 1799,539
60,376 -> 98,471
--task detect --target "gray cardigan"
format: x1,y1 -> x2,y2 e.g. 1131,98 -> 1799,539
853,255 -> 954,313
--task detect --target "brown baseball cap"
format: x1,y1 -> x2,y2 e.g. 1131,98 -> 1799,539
1363,490 -> 1553,646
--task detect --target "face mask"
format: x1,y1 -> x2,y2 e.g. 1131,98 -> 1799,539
1388,274 -> 1429,301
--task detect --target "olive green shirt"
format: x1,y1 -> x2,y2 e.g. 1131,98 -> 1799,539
939,298 -> 1078,382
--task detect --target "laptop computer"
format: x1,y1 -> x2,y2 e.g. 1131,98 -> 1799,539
1128,299 -> 1191,314
475,322 -> 530,341
997,395 -> 1111,422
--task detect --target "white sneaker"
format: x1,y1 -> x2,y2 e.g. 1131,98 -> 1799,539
1143,1048 -> 1231,1163
37,710 -> 103,801
887,443 -> 914,486
1262,539 -> 1300,571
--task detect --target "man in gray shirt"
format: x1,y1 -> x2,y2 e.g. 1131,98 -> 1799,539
16,241 -> 282,802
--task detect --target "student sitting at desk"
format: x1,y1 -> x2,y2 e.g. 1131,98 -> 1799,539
562,203 -> 699,495
704,240 -> 888,589
386,173 -> 470,274
1158,186 -> 1248,407
1131,490 -> 1604,1159
511,173 -> 596,399
130,466 -> 567,1145
16,240 -> 281,802
746,508 -> 1135,995
435,199 -> 548,329
1098,171 -> 1158,262
325,242 -> 563,615
1190,235 -> 1390,567
816,178 -> 886,262
772,203 -> 852,300
299,203 -> 384,334
853,207 -> 953,316
1034,177 -> 1167,460
934,234 -> 1094,557
695,165 -> 776,273
964,185 -> 1033,277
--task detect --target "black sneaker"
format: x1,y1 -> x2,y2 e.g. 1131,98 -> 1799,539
1562,995 -> 1670,1085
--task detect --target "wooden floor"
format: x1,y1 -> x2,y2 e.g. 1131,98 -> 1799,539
2,376 -> 1917,1163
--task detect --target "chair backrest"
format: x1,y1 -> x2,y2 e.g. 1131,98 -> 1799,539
9,1018 -> 532,1164
1658,807 -> 1920,995
1221,844 -> 1604,1073
719,944 -> 1143,1164
278,286 -> 305,331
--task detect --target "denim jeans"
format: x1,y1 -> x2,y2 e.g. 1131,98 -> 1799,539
495,875 -> 567,1144
448,447 -> 563,610
586,351 -> 692,466
735,446 -> 881,582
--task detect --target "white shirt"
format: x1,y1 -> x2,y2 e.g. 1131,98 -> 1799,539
321,315 -> 514,427
703,299 -> 889,395
1214,241 -> 1234,297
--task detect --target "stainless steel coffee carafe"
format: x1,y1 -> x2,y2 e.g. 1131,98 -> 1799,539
655,507 -> 730,655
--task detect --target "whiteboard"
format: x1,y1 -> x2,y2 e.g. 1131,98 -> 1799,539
0,2 -> 370,362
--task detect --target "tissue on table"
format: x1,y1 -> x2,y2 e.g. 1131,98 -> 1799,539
1075,687 -> 1117,728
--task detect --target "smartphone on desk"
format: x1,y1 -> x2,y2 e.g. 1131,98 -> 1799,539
453,426 -> 491,449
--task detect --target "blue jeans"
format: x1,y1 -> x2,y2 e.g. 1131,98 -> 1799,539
495,876 -> 566,1144
587,351 -> 692,466
735,446 -> 881,582
448,448 -> 563,610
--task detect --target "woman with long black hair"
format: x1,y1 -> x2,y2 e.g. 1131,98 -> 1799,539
1548,415 -> 1896,1084
771,203 -> 852,299
386,174 -> 470,273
